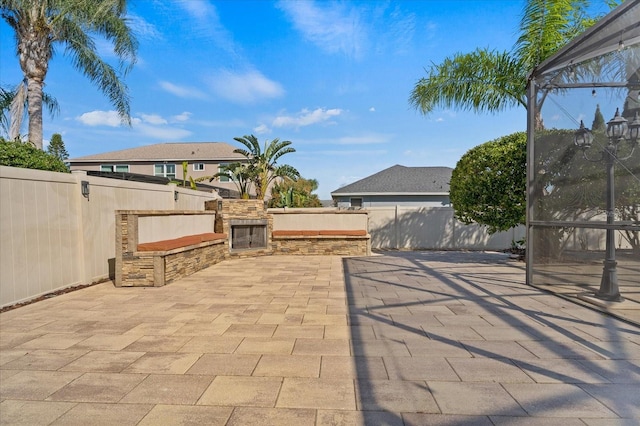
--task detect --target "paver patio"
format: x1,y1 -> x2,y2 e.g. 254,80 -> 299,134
1,252 -> 639,425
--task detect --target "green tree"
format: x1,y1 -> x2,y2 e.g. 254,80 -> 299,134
591,104 -> 606,133
1,0 -> 138,149
450,132 -> 527,234
0,137 -> 69,172
47,133 -> 68,160
269,177 -> 322,208
232,135 -> 300,200
409,0 -> 607,130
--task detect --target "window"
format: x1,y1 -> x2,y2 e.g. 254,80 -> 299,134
154,164 -> 176,179
193,163 -> 205,171
350,197 -> 363,208
100,164 -> 129,173
218,163 -> 230,182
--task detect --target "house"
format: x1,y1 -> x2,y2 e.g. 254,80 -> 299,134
69,142 -> 247,195
331,164 -> 453,208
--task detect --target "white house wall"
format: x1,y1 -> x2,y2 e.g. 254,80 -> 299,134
334,195 -> 450,208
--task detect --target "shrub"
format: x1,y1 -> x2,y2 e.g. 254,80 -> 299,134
0,139 -> 69,173
450,132 -> 527,234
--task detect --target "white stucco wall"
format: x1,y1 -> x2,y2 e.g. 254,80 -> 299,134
0,166 -> 219,308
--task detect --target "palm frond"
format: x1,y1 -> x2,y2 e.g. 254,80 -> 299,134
409,48 -> 527,115
515,0 -> 588,70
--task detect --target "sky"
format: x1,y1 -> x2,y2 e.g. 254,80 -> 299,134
0,0 -> 615,199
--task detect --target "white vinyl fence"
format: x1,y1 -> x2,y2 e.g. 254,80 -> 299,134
367,206 -> 525,250
0,166 -> 218,308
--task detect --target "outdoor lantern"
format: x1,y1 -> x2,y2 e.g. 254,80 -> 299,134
628,111 -> 640,142
571,105 -> 639,303
81,180 -> 90,199
574,120 -> 593,149
606,108 -> 628,140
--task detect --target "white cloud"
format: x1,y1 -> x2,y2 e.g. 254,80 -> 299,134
76,110 -> 123,127
174,0 -> 240,58
277,1 -> 416,59
159,81 -> 207,99
139,113 -> 167,125
128,13 -> 162,41
208,69 -> 284,104
377,5 -> 416,55
254,124 -> 271,134
272,108 -> 342,128
172,112 -> 192,122
369,107 -> 375,112
75,109 -> 191,140
277,1 -> 365,59
434,110 -> 456,122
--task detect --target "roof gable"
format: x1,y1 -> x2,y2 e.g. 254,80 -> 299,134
69,142 -> 246,162
331,165 -> 453,195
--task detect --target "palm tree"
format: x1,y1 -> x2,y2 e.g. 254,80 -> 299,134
1,81 -> 59,141
233,135 -> 300,200
1,0 -> 137,149
409,0 -> 604,130
0,87 -> 13,137
208,162 -> 254,199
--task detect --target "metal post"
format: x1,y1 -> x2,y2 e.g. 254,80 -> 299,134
595,142 -> 622,301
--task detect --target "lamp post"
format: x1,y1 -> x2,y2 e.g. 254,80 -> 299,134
574,108 -> 640,302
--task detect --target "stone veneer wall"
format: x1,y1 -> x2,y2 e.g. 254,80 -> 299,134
271,237 -> 369,256
205,199 -> 274,258
163,243 -> 226,284
116,210 -> 224,287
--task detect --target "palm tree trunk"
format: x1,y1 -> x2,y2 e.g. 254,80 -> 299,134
27,76 -> 44,149
534,108 -> 544,130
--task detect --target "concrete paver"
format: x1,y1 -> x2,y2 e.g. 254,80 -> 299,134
136,405 -> 231,426
277,378 -> 356,410
198,376 -> 282,407
51,403 -> 153,426
0,400 -> 76,426
502,383 -> 619,418
253,354 -> 320,378
427,382 -> 528,416
1,252 -> 639,425
120,374 -> 213,404
227,407 -> 316,426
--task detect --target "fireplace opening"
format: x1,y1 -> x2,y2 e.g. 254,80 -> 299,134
230,219 -> 267,250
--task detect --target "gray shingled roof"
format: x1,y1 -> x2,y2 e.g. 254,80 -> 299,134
69,142 -> 246,162
331,165 -> 453,195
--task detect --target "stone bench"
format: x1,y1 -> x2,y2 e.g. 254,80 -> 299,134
271,229 -> 370,256
137,233 -> 226,252
116,211 -> 227,287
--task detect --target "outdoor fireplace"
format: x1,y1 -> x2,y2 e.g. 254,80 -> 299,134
205,199 -> 272,257
230,219 -> 267,250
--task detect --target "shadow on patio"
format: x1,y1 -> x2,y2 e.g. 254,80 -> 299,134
343,251 -> 640,424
